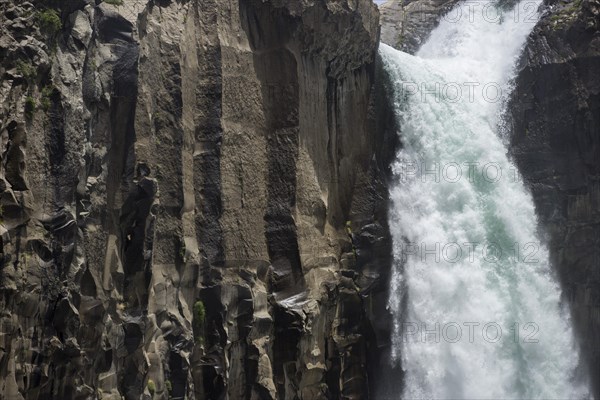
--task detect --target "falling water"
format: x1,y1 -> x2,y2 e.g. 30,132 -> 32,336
382,0 -> 591,398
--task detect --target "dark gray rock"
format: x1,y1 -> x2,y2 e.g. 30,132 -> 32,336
508,0 -> 600,396
379,0 -> 460,53
0,0 -> 393,399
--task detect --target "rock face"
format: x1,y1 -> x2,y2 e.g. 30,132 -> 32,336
379,0 -> 459,53
508,0 -> 600,396
0,0 -> 394,399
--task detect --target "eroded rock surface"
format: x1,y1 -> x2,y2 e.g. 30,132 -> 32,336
379,0 -> 460,53
0,0 -> 393,399
508,0 -> 600,396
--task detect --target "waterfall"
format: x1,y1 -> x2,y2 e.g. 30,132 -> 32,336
382,0 -> 591,398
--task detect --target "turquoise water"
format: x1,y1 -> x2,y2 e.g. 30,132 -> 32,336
382,1 -> 591,398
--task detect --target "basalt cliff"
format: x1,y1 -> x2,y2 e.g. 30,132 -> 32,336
1,0 -> 599,398
508,0 -> 600,395
0,0 -> 397,399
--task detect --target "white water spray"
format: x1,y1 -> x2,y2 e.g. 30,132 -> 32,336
382,0 -> 591,398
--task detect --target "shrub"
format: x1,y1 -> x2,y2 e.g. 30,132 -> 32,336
147,379 -> 156,395
16,60 -> 36,83
165,380 -> 172,393
194,301 -> 206,323
38,9 -> 62,37
40,96 -> 51,111
345,220 -> 352,235
41,85 -> 54,111
104,0 -> 124,5
193,300 -> 206,343
25,97 -> 36,120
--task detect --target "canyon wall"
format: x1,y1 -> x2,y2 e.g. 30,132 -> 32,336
508,0 -> 600,395
0,0 -> 394,398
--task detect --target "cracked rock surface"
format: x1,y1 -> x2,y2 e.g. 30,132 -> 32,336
508,0 -> 600,396
378,0 -> 460,53
0,0 -> 395,399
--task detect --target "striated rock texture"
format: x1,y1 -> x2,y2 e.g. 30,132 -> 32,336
0,0 -> 395,399
379,0 -> 459,53
508,0 -> 600,396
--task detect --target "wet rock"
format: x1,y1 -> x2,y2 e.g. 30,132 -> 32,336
508,0 -> 600,396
